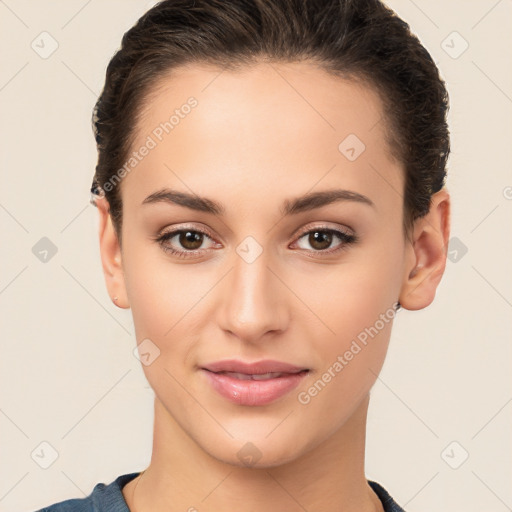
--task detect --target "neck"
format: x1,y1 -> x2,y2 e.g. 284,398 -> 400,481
123,394 -> 383,512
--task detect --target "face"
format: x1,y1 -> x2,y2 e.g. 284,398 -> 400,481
100,61 -> 434,467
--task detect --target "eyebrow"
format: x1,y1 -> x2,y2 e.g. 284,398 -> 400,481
141,187 -> 375,215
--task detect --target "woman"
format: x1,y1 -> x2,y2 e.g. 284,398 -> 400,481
36,0 -> 450,510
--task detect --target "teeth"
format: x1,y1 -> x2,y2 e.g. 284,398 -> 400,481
251,372 -> 283,380
220,371 -> 284,380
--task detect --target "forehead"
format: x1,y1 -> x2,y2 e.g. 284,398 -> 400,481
121,61 -> 402,213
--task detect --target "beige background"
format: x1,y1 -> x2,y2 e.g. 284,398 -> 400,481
1,1 -> 511,511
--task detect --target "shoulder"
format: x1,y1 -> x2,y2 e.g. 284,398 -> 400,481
368,480 -> 407,512
33,472 -> 140,512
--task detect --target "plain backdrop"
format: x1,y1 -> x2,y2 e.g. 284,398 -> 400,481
1,1 -> 511,511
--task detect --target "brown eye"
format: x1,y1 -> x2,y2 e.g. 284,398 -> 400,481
155,227 -> 218,258
178,230 -> 204,250
293,227 -> 357,255
308,231 -> 333,250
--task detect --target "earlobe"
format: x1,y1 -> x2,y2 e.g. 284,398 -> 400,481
399,188 -> 451,311
95,196 -> 130,309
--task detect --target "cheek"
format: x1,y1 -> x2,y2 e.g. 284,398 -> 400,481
122,234 -> 203,336
293,268 -> 397,431
122,251 -> 204,393
298,235 -> 403,344
121,248 -> 197,391
292,232 -> 403,407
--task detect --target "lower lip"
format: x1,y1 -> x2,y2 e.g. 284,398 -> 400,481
202,369 -> 309,406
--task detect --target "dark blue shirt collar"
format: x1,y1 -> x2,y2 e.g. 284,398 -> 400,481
36,472 -> 406,511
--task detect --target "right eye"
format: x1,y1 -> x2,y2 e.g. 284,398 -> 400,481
155,227 -> 220,258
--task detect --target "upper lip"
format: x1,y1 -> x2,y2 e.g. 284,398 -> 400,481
202,359 -> 309,375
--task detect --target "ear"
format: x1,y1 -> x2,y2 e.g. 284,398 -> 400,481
399,188 -> 451,310
95,196 -> 130,309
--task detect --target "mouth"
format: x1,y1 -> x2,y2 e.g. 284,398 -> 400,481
207,370 -> 309,380
201,358 -> 310,375
200,360 -> 310,406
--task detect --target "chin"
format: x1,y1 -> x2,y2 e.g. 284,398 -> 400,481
198,427 -> 314,469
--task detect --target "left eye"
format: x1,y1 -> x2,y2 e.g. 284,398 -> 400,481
293,228 -> 356,253
157,229 -> 216,255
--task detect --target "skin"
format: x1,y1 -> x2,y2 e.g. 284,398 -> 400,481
95,60 -> 450,512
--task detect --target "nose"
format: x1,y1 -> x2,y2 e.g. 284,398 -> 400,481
216,247 -> 289,344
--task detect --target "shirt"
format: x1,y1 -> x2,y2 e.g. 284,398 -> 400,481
34,472 -> 406,511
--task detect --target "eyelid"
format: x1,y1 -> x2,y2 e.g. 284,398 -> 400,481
155,221 -> 357,258
157,222 -> 354,242
292,222 -> 355,239
153,224 -> 220,257
158,223 -> 218,241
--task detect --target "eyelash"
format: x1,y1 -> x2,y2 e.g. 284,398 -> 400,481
154,224 -> 358,259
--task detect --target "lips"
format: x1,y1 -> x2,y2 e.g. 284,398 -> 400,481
202,359 -> 308,375
201,359 -> 310,406
215,371 -> 289,380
